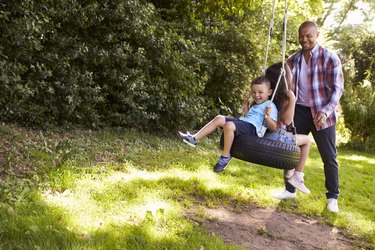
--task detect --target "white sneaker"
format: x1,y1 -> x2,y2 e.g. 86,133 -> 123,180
327,198 -> 339,213
285,169 -> 295,179
288,174 -> 310,194
274,190 -> 296,200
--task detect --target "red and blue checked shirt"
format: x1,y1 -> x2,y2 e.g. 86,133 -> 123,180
287,44 -> 344,131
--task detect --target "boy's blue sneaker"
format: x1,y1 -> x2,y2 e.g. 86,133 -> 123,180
177,131 -> 197,147
213,154 -> 232,172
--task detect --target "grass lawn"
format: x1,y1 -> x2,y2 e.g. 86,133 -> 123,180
0,124 -> 374,249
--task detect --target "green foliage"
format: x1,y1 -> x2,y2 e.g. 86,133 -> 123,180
320,0 -> 375,151
335,29 -> 375,152
0,0 -> 207,130
0,0 -> 319,131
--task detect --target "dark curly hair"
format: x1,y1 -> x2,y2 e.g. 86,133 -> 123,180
265,62 -> 292,111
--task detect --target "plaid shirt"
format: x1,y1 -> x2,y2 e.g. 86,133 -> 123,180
287,44 -> 344,130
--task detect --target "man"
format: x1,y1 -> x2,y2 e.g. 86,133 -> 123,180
275,21 -> 344,213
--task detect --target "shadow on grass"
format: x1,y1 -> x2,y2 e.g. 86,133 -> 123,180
0,177 -> 241,249
0,165 -> 251,249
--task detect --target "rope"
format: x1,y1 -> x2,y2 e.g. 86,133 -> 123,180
280,1 -> 297,138
270,0 -> 288,104
247,0 -> 277,120
261,0 -> 278,76
258,0 -> 297,140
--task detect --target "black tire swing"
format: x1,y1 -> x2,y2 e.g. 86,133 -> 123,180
220,0 -> 300,170
220,134 -> 300,170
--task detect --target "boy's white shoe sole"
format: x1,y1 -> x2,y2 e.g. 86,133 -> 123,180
182,139 -> 196,147
327,198 -> 339,213
274,190 -> 296,200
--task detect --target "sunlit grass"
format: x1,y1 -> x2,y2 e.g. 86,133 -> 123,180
0,124 -> 374,249
339,154 -> 375,166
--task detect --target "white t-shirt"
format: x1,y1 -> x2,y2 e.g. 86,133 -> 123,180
297,56 -> 311,107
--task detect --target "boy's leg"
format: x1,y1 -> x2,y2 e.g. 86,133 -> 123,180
178,115 -> 226,147
194,115 -> 226,141
222,121 -> 236,157
213,121 -> 235,172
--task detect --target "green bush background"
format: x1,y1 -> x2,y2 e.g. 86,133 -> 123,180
0,0 -> 307,129
0,0 -> 374,150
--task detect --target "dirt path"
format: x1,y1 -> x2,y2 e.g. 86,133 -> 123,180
201,206 -> 353,249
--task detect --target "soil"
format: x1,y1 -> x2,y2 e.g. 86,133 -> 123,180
197,206 -> 354,250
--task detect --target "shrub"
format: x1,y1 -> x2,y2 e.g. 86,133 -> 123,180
0,0 -> 311,132
338,31 -> 375,152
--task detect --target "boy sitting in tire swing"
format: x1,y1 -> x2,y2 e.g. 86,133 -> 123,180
178,75 -> 278,172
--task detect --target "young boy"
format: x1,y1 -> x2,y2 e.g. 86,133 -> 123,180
178,76 -> 278,172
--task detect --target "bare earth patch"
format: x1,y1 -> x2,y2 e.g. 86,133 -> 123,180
201,206 -> 353,249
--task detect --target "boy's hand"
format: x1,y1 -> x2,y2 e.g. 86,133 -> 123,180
264,106 -> 271,118
242,98 -> 249,107
242,98 -> 249,115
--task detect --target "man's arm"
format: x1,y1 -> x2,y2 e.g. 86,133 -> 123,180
320,52 -> 344,116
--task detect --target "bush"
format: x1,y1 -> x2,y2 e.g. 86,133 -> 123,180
0,0 -> 310,132
0,0 -> 210,131
338,31 -> 375,152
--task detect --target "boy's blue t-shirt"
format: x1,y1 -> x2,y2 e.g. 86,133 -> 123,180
239,100 -> 278,133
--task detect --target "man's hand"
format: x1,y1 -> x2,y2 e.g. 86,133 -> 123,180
314,111 -> 327,127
